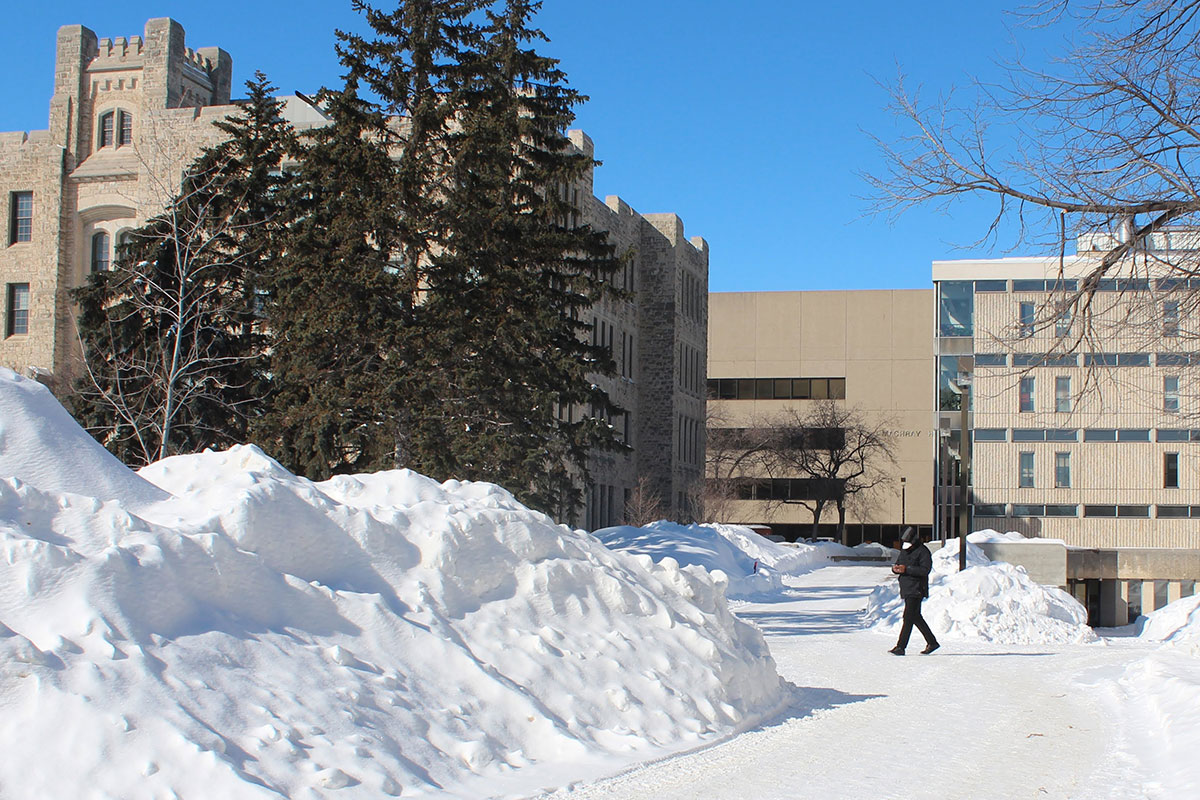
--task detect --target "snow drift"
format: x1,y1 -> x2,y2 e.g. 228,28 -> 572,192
0,369 -> 789,799
594,521 -> 829,598
862,532 -> 1095,645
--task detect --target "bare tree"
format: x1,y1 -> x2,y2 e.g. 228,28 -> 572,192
702,405 -> 774,524
623,475 -> 667,527
868,0 -> 1200,371
759,402 -> 897,543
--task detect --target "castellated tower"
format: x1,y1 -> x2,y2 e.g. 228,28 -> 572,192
0,18 -> 234,388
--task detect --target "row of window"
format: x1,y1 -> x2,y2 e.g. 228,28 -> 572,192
1015,451 -> 1181,489
733,477 -> 844,502
976,503 -> 1198,519
1015,374 -> 1179,413
4,283 -> 29,337
972,277 -> 1197,293
707,377 -> 847,401
978,351 -> 1200,367
976,428 -> 1199,443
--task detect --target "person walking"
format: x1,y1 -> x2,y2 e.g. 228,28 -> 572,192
889,527 -> 939,655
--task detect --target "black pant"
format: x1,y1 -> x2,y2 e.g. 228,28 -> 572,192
896,595 -> 937,650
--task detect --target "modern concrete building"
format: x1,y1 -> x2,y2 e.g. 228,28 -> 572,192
934,235 -> 1200,622
707,290 -> 934,543
0,18 -> 706,528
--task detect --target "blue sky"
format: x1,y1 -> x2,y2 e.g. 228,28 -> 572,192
0,1 -> 1061,292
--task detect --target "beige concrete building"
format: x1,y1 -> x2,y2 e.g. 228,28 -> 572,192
934,243 -> 1200,551
707,290 -> 934,543
0,18 -> 706,528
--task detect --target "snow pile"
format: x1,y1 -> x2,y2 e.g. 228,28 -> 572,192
0,370 -> 789,799
594,522 -> 829,598
863,534 -> 1095,644
0,367 -> 168,508
1139,594 -> 1200,654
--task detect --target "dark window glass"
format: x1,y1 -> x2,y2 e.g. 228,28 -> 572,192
1019,376 -> 1035,412
1097,278 -> 1119,292
10,191 -> 32,244
1013,279 -> 1046,292
1044,354 -> 1078,367
811,378 -> 829,399
974,429 -> 1007,442
1085,353 -> 1119,367
829,378 -> 846,399
90,231 -> 110,272
774,379 -> 792,399
1013,429 -> 1045,442
1048,279 -> 1077,292
1084,505 -> 1117,517
755,378 -> 774,399
975,353 -> 1008,367
1084,429 -> 1117,442
1156,505 -> 1189,519
1118,429 -> 1150,442
1013,353 -> 1043,367
1046,429 -> 1077,442
975,280 -> 1007,292
974,504 -> 1007,516
1164,301 -> 1180,338
1165,452 -> 1180,489
719,379 -> 737,399
707,379 -> 720,399
737,379 -> 755,400
1118,353 -> 1151,367
1157,429 -> 1190,443
1157,353 -> 1190,367
5,283 -> 30,336
792,379 -> 811,399
939,281 -> 973,337
1018,302 -> 1035,337
118,110 -> 133,145
1157,277 -> 1186,291
99,111 -> 114,147
1019,452 -> 1035,487
1117,505 -> 1150,518
1045,505 -> 1078,517
1012,504 -> 1044,517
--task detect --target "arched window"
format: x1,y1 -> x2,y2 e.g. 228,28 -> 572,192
98,112 -> 115,148
98,110 -> 132,148
91,231 -> 110,272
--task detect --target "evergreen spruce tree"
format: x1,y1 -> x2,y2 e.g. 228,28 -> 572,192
414,0 -> 624,516
72,73 -> 294,466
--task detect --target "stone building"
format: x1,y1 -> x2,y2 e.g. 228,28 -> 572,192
0,18 -> 707,527
706,290 -> 934,543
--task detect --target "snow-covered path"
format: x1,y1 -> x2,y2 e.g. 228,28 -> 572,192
537,564 -> 1158,800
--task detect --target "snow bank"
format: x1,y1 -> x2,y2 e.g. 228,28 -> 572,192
1139,594 -> 1200,654
594,522 -> 829,598
863,534 -> 1095,645
0,376 -> 789,799
0,368 -> 168,508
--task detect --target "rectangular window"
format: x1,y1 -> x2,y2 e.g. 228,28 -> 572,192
1055,376 -> 1070,413
1056,309 -> 1071,337
1019,376 -> 1035,412
1164,300 -> 1180,338
1019,452 -> 1035,488
1019,301 -> 1035,337
9,191 -> 32,244
1012,504 -> 1045,517
974,504 -> 1007,516
1165,376 -> 1180,413
118,110 -> 133,146
974,429 -> 1007,442
1117,505 -> 1151,518
1156,505 -> 1189,518
1046,429 -> 1078,442
1084,505 -> 1117,518
1084,429 -> 1117,442
1055,452 -> 1071,488
5,283 -> 29,336
975,353 -> 1008,367
1158,429 -> 1190,442
829,378 -> 846,399
939,281 -> 974,337
1045,504 -> 1078,517
1012,429 -> 1046,442
1118,429 -> 1151,442
1165,452 -> 1180,488
975,280 -> 1007,292
811,378 -> 829,399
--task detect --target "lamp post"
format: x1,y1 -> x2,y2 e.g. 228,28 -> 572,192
900,476 -> 906,527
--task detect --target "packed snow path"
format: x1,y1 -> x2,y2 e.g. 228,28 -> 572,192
537,564 -> 1160,800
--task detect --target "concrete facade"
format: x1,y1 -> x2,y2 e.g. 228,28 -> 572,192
0,20 -> 706,528
707,290 -> 935,542
933,247 -> 1200,550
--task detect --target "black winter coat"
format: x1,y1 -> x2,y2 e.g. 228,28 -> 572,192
895,543 -> 932,598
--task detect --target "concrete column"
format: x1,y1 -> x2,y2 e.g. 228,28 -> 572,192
1140,581 -> 1158,615
1168,581 -> 1184,605
1099,585 -> 1128,628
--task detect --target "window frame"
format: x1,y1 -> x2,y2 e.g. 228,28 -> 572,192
1164,375 -> 1181,413
1054,375 -> 1071,413
1018,301 -> 1035,337
1019,451 -> 1035,488
1165,452 -> 1180,489
1019,375 -> 1035,413
90,230 -> 111,273
99,111 -> 115,148
1054,451 -> 1071,488
9,191 -> 32,244
5,282 -> 30,337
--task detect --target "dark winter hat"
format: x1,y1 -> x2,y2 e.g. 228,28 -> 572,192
901,527 -> 918,544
